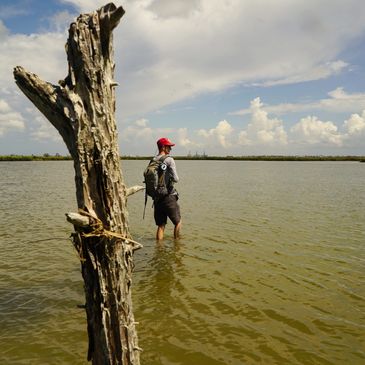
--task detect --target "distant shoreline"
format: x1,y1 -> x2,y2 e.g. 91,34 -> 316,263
1,154 -> 365,162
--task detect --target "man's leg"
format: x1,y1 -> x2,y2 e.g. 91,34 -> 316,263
156,224 -> 165,240
165,195 -> 181,239
154,198 -> 167,240
174,220 -> 181,239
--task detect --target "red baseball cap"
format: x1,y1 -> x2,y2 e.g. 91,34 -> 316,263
157,137 -> 175,148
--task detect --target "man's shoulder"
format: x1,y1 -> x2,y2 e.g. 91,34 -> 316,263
155,154 -> 169,160
157,155 -> 174,163
155,154 -> 176,165
165,155 -> 176,166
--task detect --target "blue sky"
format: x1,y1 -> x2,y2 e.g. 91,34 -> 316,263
1,0 -> 365,156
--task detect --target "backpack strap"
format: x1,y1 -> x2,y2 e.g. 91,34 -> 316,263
143,189 -> 147,219
158,154 -> 169,162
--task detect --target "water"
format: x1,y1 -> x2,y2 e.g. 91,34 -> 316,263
0,160 -> 364,364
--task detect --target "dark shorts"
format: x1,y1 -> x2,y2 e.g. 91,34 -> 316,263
154,194 -> 181,226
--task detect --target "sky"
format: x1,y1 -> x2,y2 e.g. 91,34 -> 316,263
1,0 -> 365,156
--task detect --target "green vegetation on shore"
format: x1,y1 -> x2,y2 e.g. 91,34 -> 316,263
1,154 -> 365,162
124,155 -> 365,162
0,154 -> 72,161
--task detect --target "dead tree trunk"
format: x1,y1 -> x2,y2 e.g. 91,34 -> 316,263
13,3 -> 141,364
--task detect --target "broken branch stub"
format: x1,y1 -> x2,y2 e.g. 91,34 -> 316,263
14,3 -> 141,365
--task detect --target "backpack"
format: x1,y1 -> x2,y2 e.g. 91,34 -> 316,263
143,155 -> 169,199
143,155 -> 169,218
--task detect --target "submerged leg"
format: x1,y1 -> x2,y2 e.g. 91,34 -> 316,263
156,225 -> 165,240
174,221 -> 181,239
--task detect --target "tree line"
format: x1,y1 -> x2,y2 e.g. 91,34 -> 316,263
1,154 -> 365,162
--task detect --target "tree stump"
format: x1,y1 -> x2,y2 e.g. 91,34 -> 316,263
13,3 -> 141,364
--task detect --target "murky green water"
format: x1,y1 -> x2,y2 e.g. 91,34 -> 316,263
0,160 -> 364,364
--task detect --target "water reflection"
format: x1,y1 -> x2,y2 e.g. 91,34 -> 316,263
136,239 -> 185,316
134,239 -> 189,364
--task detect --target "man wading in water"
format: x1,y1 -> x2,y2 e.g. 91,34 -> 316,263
153,137 -> 181,240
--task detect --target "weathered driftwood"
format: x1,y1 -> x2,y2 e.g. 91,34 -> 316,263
14,3 -> 141,365
126,185 -> 144,197
66,212 -> 90,227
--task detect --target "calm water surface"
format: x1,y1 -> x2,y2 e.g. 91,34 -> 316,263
0,160 -> 364,364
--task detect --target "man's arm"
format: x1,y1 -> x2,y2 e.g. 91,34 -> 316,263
166,156 -> 179,183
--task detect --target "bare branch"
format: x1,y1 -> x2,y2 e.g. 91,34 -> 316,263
126,185 -> 145,197
13,66 -> 78,156
66,212 -> 90,227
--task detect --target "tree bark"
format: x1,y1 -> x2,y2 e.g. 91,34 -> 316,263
14,3 -> 141,364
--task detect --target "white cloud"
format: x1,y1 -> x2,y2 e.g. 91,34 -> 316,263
135,118 -> 149,127
177,127 -> 196,148
48,11 -> 76,33
123,119 -> 154,141
0,4 -> 28,19
147,0 -> 202,19
0,13 -> 79,146
30,115 -> 61,142
198,120 -> 233,148
235,96 -> 365,148
120,118 -> 177,153
0,99 -> 11,113
344,111 -> 365,135
179,97 -> 365,153
0,98 -> 25,136
0,31 -> 67,99
290,116 -> 343,146
259,61 -> 349,87
232,88 -> 365,116
60,0 -> 106,12
238,97 -> 288,146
